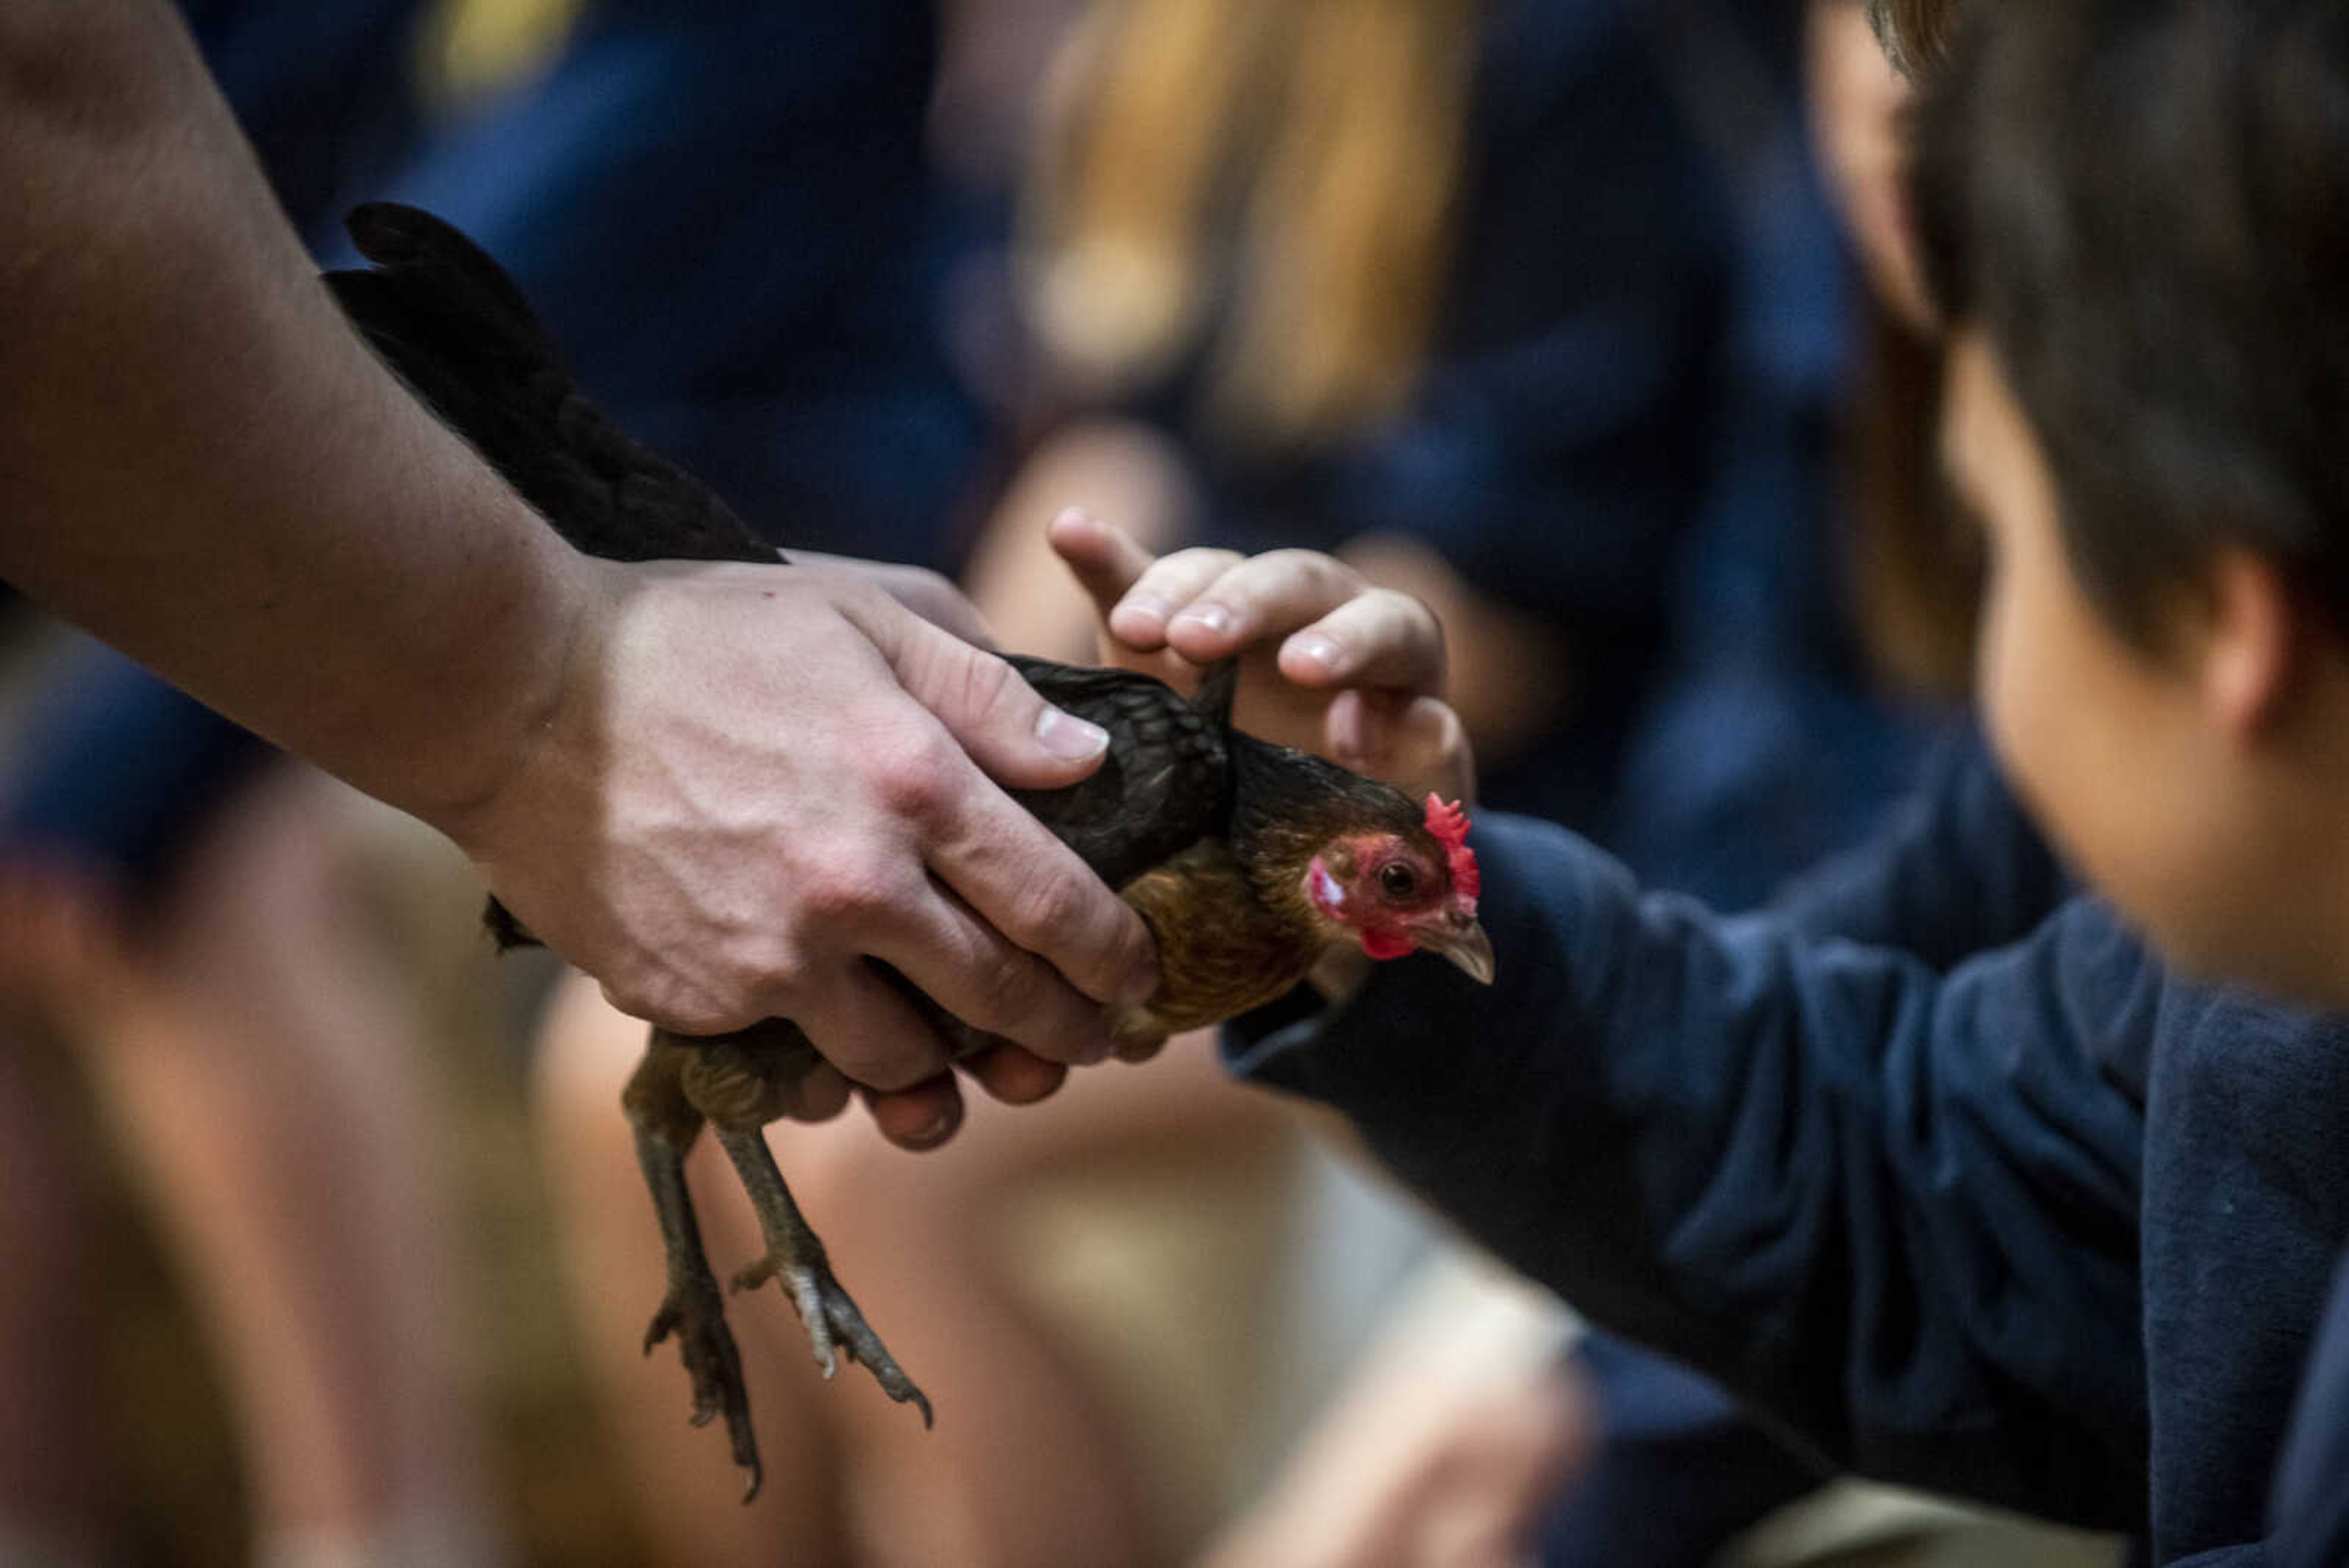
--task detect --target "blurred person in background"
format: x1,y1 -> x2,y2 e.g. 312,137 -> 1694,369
969,0 -> 1724,834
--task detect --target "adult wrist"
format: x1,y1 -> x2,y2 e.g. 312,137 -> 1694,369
393,518 -> 603,858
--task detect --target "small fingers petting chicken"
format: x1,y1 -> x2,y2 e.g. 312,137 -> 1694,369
1047,509 -> 1461,786
1324,691 -> 1475,825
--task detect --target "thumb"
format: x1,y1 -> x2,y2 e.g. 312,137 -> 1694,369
867,599 -> 1111,789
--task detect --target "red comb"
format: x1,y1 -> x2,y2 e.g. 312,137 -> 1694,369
1425,794 -> 1480,903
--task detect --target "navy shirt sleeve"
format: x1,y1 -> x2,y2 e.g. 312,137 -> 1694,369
1771,725 -> 2074,966
2269,1257 -> 2349,1568
1228,811 -> 2153,1531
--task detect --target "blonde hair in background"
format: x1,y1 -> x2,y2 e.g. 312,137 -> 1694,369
1865,0 -> 1956,74
1026,0 -> 1478,446
419,0 -> 584,108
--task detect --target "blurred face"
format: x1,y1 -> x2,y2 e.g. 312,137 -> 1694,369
1946,330 -> 2349,1004
1807,0 -> 1935,332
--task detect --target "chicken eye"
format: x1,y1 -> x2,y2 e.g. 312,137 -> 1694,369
1378,862 -> 1419,900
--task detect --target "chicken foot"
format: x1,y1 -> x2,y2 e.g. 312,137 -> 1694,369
625,1038 -> 765,1496
714,1124 -> 934,1428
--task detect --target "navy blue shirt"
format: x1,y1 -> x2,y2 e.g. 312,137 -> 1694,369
2271,1260 -> 2349,1567
1230,740 -> 2349,1564
338,0 -> 981,567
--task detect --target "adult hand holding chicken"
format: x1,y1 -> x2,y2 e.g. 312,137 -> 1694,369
331,202 -> 1488,1495
460,555 -> 1162,1133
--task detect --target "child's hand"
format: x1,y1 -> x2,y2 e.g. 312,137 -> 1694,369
1047,509 -> 1475,808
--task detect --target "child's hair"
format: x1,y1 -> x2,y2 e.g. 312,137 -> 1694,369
1910,0 -> 2349,645
1866,0 -> 1958,73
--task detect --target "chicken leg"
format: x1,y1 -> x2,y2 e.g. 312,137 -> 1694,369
628,1024 -> 931,1497
623,1036 -> 763,1495
714,1123 -> 933,1425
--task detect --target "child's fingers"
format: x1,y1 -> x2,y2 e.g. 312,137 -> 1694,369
1276,587 -> 1447,697
1323,688 -> 1384,763
1045,507 -> 1156,617
1389,696 -> 1475,805
1329,692 -> 1474,805
1108,546 -> 1246,650
1163,549 -> 1370,661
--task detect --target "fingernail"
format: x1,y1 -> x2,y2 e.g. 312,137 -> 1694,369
1052,505 -> 1091,531
1119,595 -> 1172,627
1290,633 -> 1344,672
1036,705 -> 1110,759
1171,603 -> 1232,636
913,1106 -> 957,1145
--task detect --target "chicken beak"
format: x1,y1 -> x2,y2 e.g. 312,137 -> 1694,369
1422,916 -> 1495,985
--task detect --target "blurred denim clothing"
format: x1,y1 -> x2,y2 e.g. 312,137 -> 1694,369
333,0 -> 981,567
4,0 -> 979,894
1226,733 -> 2349,1564
175,0 -> 426,231
1610,0 -> 1945,911
0,0 -> 423,893
0,642 -> 275,899
2271,1260 -> 2349,1568
1536,1336 -> 1825,1568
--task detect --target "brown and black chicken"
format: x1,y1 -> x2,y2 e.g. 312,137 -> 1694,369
326,203 -> 1493,1498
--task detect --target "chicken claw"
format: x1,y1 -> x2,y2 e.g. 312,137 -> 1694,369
714,1126 -> 935,1427
633,1123 -> 765,1498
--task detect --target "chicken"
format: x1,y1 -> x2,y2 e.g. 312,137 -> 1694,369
326,202 -> 1493,1498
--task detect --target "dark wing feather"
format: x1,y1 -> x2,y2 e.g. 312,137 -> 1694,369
327,203 -> 776,567
1006,658 -> 1230,889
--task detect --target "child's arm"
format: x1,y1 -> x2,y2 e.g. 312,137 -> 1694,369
1770,725 -> 2076,966
1051,519 -> 2151,1523
1231,817 -> 2156,1532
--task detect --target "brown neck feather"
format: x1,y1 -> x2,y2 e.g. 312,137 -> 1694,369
1225,730 -> 1425,920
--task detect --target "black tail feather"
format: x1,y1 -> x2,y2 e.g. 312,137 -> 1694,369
327,202 -> 778,568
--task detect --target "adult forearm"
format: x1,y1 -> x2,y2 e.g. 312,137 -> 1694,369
0,0 -> 577,830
